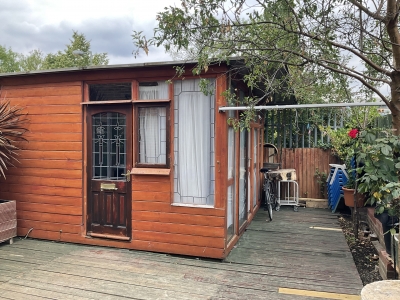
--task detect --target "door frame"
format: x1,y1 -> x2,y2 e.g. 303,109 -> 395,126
84,104 -> 133,240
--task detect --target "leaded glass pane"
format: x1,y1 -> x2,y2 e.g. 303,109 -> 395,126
92,112 -> 127,180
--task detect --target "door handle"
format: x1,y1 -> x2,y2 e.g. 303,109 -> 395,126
121,170 -> 131,182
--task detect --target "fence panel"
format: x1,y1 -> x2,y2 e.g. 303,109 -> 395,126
275,148 -> 340,199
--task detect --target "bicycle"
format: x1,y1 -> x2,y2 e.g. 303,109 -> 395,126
261,168 -> 278,221
261,143 -> 280,221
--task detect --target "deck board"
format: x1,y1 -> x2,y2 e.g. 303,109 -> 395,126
0,207 -> 362,299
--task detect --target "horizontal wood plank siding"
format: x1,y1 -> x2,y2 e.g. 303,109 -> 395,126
131,174 -> 226,257
0,81 -> 84,249
132,221 -> 224,238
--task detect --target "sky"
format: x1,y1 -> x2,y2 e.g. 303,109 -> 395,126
0,0 -> 178,65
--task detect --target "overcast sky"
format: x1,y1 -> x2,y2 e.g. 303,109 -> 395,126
0,0 -> 178,65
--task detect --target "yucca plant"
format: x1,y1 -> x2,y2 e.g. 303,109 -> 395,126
0,100 -> 28,178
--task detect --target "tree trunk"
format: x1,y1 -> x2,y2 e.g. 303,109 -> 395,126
390,72 -> 400,135
389,72 -> 400,275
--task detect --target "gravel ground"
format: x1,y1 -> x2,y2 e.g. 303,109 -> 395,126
338,213 -> 382,285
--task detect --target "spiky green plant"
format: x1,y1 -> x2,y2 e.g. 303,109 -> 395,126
0,100 -> 28,178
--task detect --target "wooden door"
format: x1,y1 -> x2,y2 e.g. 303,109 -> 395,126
87,105 -> 132,240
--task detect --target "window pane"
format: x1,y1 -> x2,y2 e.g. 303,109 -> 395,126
173,79 -> 215,206
138,107 -> 167,164
253,129 -> 258,207
89,83 -> 131,101
227,126 -> 236,241
239,130 -> 248,225
228,127 -> 235,179
139,81 -> 169,100
227,185 -> 235,239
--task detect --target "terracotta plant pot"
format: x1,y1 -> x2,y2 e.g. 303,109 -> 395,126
342,187 -> 366,207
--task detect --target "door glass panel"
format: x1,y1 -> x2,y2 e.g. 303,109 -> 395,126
92,112 -> 126,180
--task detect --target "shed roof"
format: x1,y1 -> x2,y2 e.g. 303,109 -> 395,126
0,59 -> 200,78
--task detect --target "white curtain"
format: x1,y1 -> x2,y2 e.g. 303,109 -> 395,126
138,107 -> 166,164
227,127 -> 235,230
139,81 -> 169,99
239,130 -> 247,225
253,129 -> 258,207
174,79 -> 215,205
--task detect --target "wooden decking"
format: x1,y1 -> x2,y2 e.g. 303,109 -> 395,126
0,207 -> 362,299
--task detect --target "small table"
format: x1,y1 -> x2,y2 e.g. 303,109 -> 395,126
361,280 -> 400,300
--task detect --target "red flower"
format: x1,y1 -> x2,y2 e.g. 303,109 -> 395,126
348,129 -> 359,139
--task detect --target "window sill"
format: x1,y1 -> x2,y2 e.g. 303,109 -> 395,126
133,99 -> 171,103
171,203 -> 215,209
81,100 -> 132,105
130,168 -> 170,176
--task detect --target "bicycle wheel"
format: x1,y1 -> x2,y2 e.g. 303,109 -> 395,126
267,201 -> 273,221
265,190 -> 273,221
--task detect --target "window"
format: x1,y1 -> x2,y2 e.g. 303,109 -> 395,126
135,81 -> 170,168
173,79 -> 215,206
136,105 -> 169,167
89,82 -> 132,101
253,128 -> 259,207
139,81 -> 169,100
227,126 -> 236,239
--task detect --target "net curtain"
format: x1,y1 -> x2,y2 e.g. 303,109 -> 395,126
173,79 -> 215,205
138,82 -> 169,164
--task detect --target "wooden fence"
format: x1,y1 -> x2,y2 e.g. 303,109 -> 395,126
265,147 -> 340,199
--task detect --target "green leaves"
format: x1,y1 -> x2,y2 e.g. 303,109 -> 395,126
1,31 -> 108,73
364,132 -> 376,144
356,129 -> 400,217
42,31 -> 108,69
380,144 -> 391,156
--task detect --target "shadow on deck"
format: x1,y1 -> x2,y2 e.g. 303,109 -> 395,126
0,207 -> 362,299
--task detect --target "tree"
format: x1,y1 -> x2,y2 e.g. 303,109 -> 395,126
132,0 -> 400,132
42,31 -> 108,69
0,46 -> 20,73
19,49 -> 45,72
1,31 -> 108,73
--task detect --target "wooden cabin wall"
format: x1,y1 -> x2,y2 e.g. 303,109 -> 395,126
0,66 -> 232,259
0,80 -> 84,241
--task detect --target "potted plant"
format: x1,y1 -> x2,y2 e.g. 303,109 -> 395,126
342,175 -> 366,208
340,128 -> 367,208
0,100 -> 28,244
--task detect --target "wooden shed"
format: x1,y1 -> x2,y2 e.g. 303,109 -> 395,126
0,60 -> 264,259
